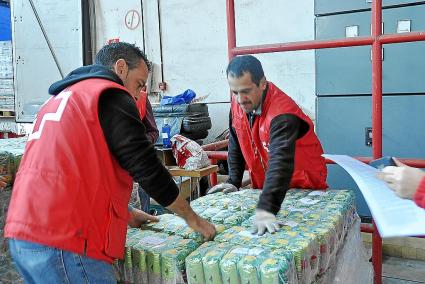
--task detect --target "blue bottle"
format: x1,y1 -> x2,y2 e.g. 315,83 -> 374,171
162,118 -> 172,148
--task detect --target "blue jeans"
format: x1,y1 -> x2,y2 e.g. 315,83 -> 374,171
8,239 -> 116,284
138,187 -> 151,213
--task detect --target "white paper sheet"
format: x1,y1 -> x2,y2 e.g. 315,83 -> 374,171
324,154 -> 425,238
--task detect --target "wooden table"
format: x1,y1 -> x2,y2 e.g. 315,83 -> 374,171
168,165 -> 218,200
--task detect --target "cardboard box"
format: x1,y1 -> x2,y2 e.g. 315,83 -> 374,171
156,148 -> 176,166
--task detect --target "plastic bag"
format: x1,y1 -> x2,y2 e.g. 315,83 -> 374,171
171,135 -> 210,170
160,89 -> 196,106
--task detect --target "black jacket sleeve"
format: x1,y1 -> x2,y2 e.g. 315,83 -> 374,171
98,90 -> 179,207
257,114 -> 309,215
226,111 -> 246,188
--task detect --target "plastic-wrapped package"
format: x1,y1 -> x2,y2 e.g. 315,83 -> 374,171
131,242 -> 149,284
0,137 -> 26,188
221,247 -> 274,284
121,188 -> 359,284
190,192 -> 223,207
261,249 -> 297,284
143,214 -> 176,232
185,242 -> 218,284
307,223 -> 337,274
236,189 -> 356,283
139,234 -> 199,284
198,207 -> 222,221
159,238 -> 199,284
185,242 -> 234,284
117,229 -> 156,283
210,210 -> 235,224
186,243 -> 297,284
118,228 -> 201,284
317,217 -> 373,284
142,213 -> 226,243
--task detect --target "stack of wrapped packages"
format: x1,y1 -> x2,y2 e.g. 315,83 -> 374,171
0,137 -> 27,283
116,188 -> 357,284
0,137 -> 26,188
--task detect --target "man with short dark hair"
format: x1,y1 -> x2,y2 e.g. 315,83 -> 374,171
5,42 -> 215,283
209,55 -> 328,235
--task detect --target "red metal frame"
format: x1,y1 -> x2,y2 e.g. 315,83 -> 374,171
206,1 -> 425,283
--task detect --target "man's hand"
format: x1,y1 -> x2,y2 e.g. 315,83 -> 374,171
185,212 -> 216,241
376,159 -> 425,199
128,208 -> 159,228
167,195 -> 216,240
207,183 -> 238,194
251,209 -> 281,236
0,176 -> 7,190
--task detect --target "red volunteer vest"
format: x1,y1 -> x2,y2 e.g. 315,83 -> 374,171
5,79 -> 134,264
231,82 -> 328,190
136,91 -> 147,119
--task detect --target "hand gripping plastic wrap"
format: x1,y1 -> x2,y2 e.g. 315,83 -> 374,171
142,214 -> 226,243
170,134 -> 210,170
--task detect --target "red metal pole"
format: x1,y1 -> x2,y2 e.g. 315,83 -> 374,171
226,0 -> 236,61
380,31 -> 425,44
232,36 -> 374,55
371,2 -> 383,282
201,139 -> 229,151
371,0 -> 383,160
372,221 -> 383,284
361,223 -> 375,234
209,158 -> 218,186
205,151 -> 228,161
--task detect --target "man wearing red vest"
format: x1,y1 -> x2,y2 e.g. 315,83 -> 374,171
209,55 -> 328,235
5,42 -> 215,283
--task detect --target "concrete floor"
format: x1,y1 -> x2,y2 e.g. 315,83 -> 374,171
382,256 -> 425,283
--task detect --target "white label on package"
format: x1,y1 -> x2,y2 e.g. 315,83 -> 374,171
288,206 -> 309,213
204,208 -> 221,215
231,247 -> 264,256
238,230 -> 260,238
299,198 -> 320,205
161,133 -> 169,139
231,248 -> 249,254
138,236 -> 167,246
174,218 -> 186,225
283,221 -> 299,228
308,191 -> 328,197
248,248 -> 264,256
